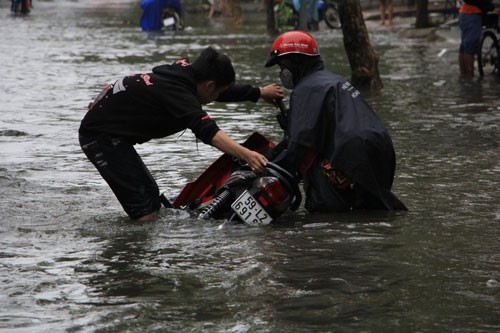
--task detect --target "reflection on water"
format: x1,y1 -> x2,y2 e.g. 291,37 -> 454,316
1,1 -> 499,332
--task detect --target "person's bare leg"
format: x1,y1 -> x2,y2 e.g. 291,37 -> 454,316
387,2 -> 393,26
459,53 -> 466,75
461,53 -> 476,77
137,211 -> 159,222
380,5 -> 385,25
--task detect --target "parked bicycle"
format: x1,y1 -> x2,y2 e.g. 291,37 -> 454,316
477,12 -> 500,76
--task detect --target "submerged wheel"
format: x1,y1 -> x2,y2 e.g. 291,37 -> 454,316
173,12 -> 184,31
323,6 -> 341,29
478,31 -> 499,77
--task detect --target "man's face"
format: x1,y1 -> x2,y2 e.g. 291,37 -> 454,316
278,64 -> 294,90
197,81 -> 229,105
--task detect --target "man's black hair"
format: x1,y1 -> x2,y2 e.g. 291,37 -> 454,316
192,47 -> 236,87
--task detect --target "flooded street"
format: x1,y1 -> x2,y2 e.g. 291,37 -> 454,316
1,0 -> 499,331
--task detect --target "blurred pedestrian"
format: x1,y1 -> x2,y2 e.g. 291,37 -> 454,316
11,0 -> 31,14
379,0 -> 393,26
293,0 -> 320,31
208,0 -> 223,18
140,0 -> 181,31
458,0 -> 495,77
306,0 -> 319,30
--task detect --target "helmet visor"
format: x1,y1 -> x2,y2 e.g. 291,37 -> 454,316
265,50 -> 280,67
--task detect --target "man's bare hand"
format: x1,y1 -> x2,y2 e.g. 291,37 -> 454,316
259,84 -> 284,104
243,149 -> 268,173
211,130 -> 268,173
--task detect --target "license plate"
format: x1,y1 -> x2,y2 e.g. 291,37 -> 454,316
231,190 -> 273,226
163,17 -> 175,26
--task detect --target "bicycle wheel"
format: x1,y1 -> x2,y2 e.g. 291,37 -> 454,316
477,31 -> 499,76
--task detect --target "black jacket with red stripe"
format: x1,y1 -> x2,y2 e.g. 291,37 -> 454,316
79,59 -> 260,145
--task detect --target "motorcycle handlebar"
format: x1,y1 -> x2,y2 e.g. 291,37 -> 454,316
265,162 -> 302,211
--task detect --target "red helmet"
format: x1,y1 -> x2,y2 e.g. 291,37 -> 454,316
265,30 -> 320,67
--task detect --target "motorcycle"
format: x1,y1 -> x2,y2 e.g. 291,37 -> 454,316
319,0 -> 341,29
140,0 -> 184,32
275,0 -> 341,31
172,102 -> 302,226
162,5 -> 184,31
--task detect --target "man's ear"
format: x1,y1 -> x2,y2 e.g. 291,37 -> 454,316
204,80 -> 216,91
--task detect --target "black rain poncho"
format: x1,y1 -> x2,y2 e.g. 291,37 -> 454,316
273,58 -> 406,212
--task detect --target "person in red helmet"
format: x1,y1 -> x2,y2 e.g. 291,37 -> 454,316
265,31 -> 407,212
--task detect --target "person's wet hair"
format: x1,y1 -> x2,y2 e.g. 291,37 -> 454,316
192,47 -> 236,87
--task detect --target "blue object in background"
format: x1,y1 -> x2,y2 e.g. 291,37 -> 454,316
292,0 -> 320,22
140,0 -> 181,31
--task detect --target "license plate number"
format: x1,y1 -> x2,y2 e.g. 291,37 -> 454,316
231,191 -> 273,226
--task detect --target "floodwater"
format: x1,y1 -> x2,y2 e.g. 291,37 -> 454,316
1,0 -> 499,332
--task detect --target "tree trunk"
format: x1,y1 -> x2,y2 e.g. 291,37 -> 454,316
266,0 -> 279,35
336,0 -> 383,90
415,0 -> 430,28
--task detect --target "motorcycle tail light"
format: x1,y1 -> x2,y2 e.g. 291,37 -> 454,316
254,177 -> 289,206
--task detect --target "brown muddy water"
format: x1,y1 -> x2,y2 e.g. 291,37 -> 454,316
0,1 -> 499,332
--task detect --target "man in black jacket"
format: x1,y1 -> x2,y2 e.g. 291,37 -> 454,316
265,31 -> 406,212
79,47 -> 284,221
